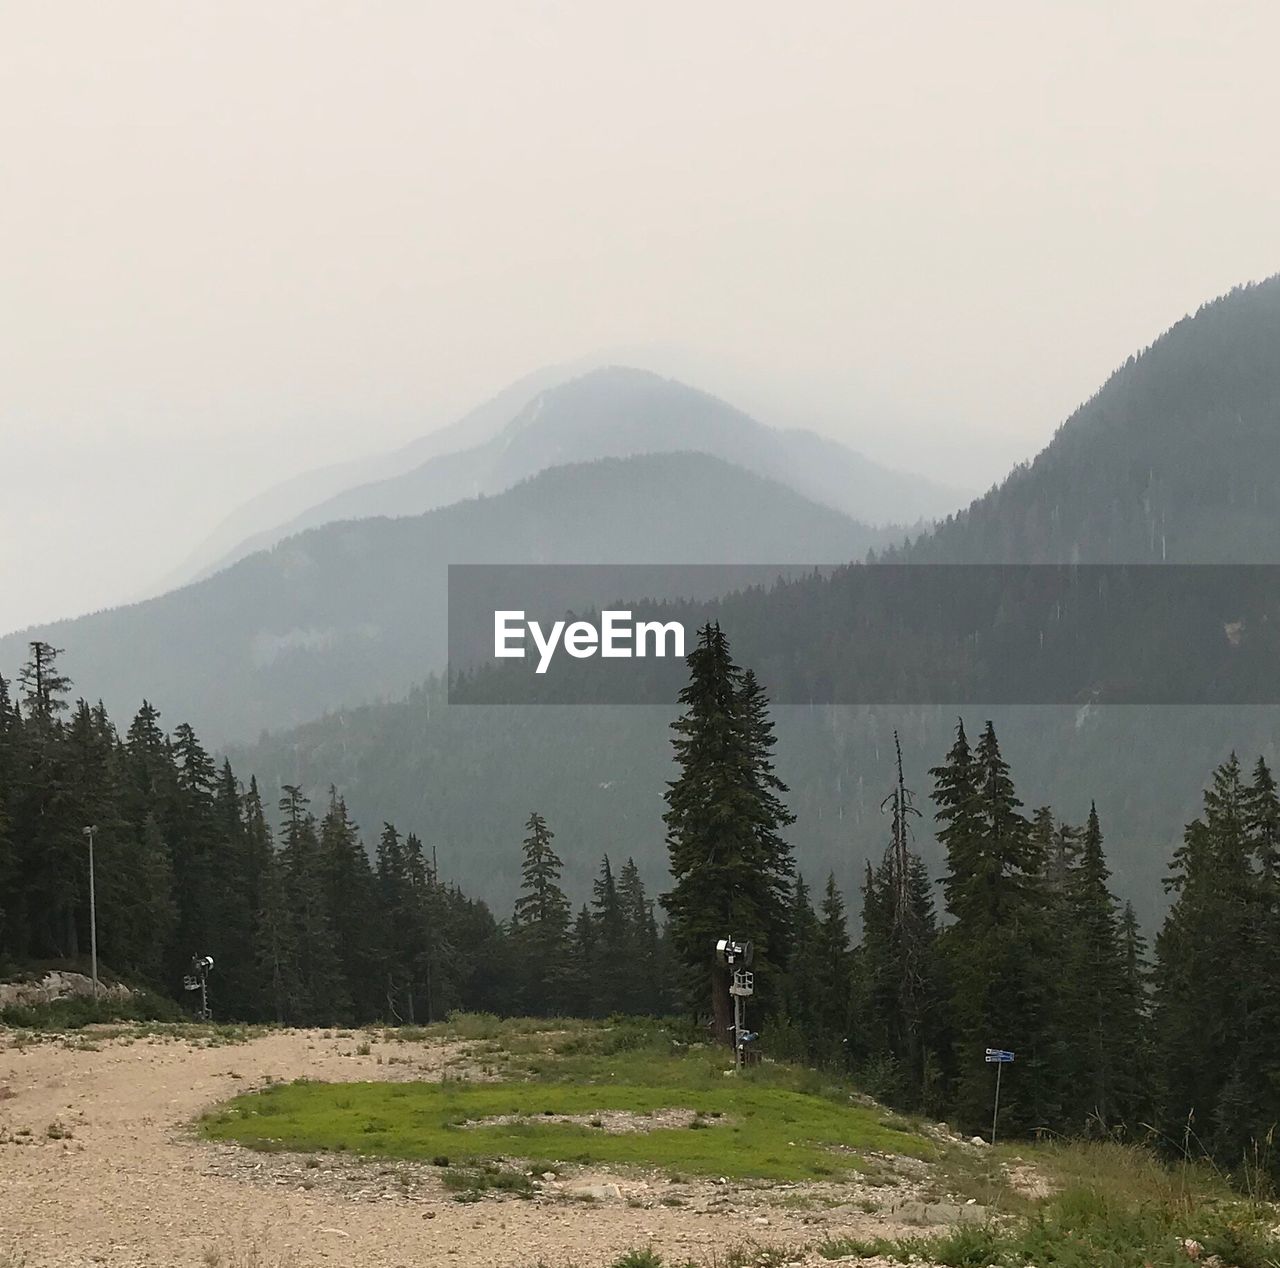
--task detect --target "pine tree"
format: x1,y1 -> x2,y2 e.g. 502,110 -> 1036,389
18,642 -> 70,726
205,760 -> 260,1016
375,821 -> 413,1021
1061,803 -> 1137,1132
1226,758 -> 1280,1170
590,855 -> 629,1015
563,905 -> 597,1018
319,790 -> 379,1022
0,676 -> 16,955
277,785 -> 349,1024
812,874 -> 853,1065
167,722 -> 221,990
512,811 -> 571,1014
933,720 -> 1053,1134
737,668 -> 797,972
400,832 -> 435,1023
662,624 -> 793,1040
1154,754 -> 1255,1163
872,734 -> 938,1101
257,841 -> 298,1024
617,858 -> 663,1014
785,874 -> 824,1058
11,644 -> 77,959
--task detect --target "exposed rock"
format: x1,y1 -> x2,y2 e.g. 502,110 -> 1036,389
0,971 -> 132,1010
893,1200 -> 988,1227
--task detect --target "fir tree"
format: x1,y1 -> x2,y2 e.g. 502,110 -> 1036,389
512,811 -> 571,1014
278,785 -> 348,1024
786,874 -> 824,1058
617,858 -> 663,1014
1062,803 -> 1135,1132
319,790 -> 379,1022
811,873 -> 853,1065
1154,754 -> 1255,1163
933,720 -> 1053,1134
662,624 -> 793,1040
375,822 -> 414,1021
563,905 -> 597,1018
590,855 -> 629,1015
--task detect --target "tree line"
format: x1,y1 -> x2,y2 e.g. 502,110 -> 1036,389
659,624 -> 1280,1179
0,642 -> 672,1024
2,631 -> 1278,1178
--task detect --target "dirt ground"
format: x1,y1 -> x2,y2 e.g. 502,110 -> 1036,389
0,1028 -> 946,1268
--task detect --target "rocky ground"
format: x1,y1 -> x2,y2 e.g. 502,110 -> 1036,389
0,1027 -> 968,1267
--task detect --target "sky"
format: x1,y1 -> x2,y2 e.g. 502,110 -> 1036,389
2,0 -> 1278,636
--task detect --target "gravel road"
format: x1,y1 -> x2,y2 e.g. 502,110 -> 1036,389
0,1028 -> 927,1267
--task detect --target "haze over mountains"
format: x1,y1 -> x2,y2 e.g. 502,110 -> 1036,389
0,453 -> 895,741
175,366 -> 967,583
157,361 -> 588,591
6,278 -> 1279,917
227,277 -> 1280,914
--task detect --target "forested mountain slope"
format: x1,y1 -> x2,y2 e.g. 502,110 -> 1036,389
893,277 -> 1280,564
0,454 -> 891,743
233,277 -> 1280,921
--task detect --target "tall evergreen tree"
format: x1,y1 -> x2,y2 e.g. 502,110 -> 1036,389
785,874 -> 824,1058
590,855 -> 629,1015
319,790 -> 379,1022
1061,803 -> 1138,1132
1154,754 -> 1255,1162
277,785 -> 348,1024
375,821 -> 414,1021
811,873 -> 853,1064
662,624 -> 794,1040
512,811 -> 571,1014
617,857 -> 664,1014
933,720 -> 1053,1134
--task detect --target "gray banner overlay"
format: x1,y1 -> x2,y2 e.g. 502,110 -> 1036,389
448,564 -> 1280,705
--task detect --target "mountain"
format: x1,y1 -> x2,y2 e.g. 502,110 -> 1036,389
0,453 -> 894,743
197,367 -> 967,577
228,276 -> 1280,920
154,362 -> 581,591
897,277 -> 1280,564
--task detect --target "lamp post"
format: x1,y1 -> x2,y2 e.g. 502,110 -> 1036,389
82,825 -> 99,1000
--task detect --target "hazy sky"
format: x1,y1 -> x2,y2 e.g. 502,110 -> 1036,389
3,1 -> 1278,636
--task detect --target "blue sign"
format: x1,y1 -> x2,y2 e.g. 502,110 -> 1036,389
984,1048 -> 1015,1062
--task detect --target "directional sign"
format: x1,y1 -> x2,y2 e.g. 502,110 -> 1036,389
984,1049 -> 1015,1062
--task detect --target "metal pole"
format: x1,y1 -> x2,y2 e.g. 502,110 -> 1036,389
733,991 -> 743,1069
991,1060 -> 1002,1145
83,826 -> 99,1001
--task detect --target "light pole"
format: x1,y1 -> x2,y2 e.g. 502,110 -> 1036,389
82,825 -> 99,1000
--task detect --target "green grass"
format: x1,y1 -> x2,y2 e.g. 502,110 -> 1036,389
820,1183 -> 1280,1267
200,1027 -> 934,1181
0,989 -> 184,1030
817,1139 -> 1280,1268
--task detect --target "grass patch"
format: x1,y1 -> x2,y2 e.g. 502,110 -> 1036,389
441,1162 -> 535,1201
0,990 -> 184,1030
201,1030 -> 933,1182
821,1141 -> 1280,1268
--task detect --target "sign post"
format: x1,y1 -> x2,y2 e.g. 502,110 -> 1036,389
984,1048 -> 1015,1144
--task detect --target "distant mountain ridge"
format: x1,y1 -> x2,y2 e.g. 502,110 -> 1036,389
0,453 -> 894,742
194,367 -> 967,579
227,275 -> 1280,917
155,362 -> 582,591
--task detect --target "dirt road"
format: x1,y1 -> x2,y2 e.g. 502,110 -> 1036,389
0,1028 -> 922,1267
